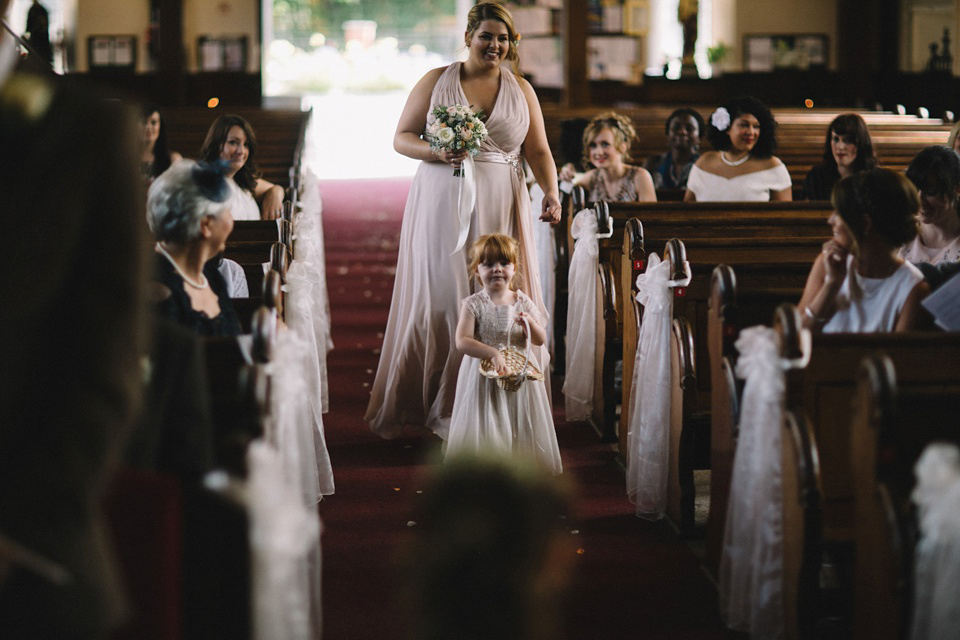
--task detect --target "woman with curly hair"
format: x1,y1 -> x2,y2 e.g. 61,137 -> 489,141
573,111 -> 656,202
684,96 -> 792,202
803,113 -> 877,200
199,114 -> 285,220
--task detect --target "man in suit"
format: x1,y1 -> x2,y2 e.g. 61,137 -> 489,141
0,0 -> 149,634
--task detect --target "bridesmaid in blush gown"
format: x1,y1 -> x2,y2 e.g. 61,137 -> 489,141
365,2 -> 562,440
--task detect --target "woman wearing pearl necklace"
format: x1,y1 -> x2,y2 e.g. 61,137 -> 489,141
684,96 -> 792,202
147,159 -> 242,337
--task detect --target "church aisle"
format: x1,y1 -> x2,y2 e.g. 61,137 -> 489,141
317,177 -> 744,639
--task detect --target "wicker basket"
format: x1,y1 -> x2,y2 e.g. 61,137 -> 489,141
478,316 -> 543,392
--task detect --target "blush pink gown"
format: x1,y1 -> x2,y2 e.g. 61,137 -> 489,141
365,62 -> 549,440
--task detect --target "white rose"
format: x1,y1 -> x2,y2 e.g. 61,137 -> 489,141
436,127 -> 456,145
461,129 -> 473,141
711,107 -> 731,131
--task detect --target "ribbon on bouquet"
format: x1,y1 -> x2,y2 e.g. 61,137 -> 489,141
452,154 -> 478,255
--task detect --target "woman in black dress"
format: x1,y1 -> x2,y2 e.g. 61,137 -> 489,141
803,113 -> 877,200
146,159 -> 242,336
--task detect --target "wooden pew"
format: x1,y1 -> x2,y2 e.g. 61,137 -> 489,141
202,306 -> 274,475
542,106 -> 951,188
613,201 -> 832,449
775,310 -> 960,639
849,355 -> 960,640
704,263 -> 815,573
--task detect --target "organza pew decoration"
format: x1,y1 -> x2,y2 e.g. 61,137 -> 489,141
910,443 -> 960,640
625,251 -> 690,519
247,441 -> 322,640
529,182 -> 556,353
718,322 -> 808,638
269,328 -> 335,502
562,207 -> 599,421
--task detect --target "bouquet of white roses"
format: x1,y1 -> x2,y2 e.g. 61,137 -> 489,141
426,104 -> 488,177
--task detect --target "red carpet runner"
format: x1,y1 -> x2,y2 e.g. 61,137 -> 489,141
318,177 -> 745,639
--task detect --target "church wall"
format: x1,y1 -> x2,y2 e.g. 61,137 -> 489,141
74,0 -> 149,72
713,0 -> 838,72
183,0 -> 260,73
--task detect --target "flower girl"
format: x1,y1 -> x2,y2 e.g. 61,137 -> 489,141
445,234 -> 562,474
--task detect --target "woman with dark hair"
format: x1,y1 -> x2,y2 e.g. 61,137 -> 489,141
802,113 -> 877,200
140,105 -> 182,181
366,2 -> 560,440
644,107 -> 705,189
684,96 -> 791,202
198,114 -> 284,220
146,159 -> 242,337
798,168 -> 930,332
900,145 -> 960,265
572,111 -> 656,202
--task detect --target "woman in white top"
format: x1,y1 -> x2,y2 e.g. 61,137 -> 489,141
684,96 -> 792,202
199,114 -> 285,220
799,169 -> 931,332
899,145 -> 960,265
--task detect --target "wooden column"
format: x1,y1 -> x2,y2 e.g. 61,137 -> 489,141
157,0 -> 185,105
563,0 -> 588,107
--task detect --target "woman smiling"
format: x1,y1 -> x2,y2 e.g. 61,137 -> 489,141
683,96 -> 791,202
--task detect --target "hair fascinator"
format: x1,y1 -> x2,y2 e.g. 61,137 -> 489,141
191,159 -> 231,203
711,107 -> 731,131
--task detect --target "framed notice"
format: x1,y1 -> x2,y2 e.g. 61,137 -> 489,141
623,0 -> 649,36
198,36 -> 248,72
744,33 -> 828,72
87,35 -> 137,69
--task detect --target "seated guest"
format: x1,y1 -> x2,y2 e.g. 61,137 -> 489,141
140,105 -> 182,182
199,114 -> 285,220
147,159 -> 242,337
803,113 -> 877,200
643,107 -> 705,190
684,96 -> 792,202
572,112 -> 656,202
900,145 -> 960,265
799,169 -> 931,332
947,120 -> 960,154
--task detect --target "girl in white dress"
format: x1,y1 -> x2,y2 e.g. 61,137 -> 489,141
684,96 -> 792,202
446,234 -> 562,474
799,169 -> 932,332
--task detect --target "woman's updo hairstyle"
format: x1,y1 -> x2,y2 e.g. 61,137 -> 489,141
706,95 -> 778,158
465,2 -> 521,75
905,145 -> 960,221
468,233 -> 522,290
581,111 -> 638,166
832,168 -> 919,247
147,159 -> 235,245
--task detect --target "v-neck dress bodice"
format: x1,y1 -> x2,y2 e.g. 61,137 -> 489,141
366,62 -> 549,440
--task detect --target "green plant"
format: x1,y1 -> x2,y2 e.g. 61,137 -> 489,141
707,42 -> 729,65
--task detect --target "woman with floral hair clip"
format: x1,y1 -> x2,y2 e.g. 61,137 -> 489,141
684,95 -> 792,202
